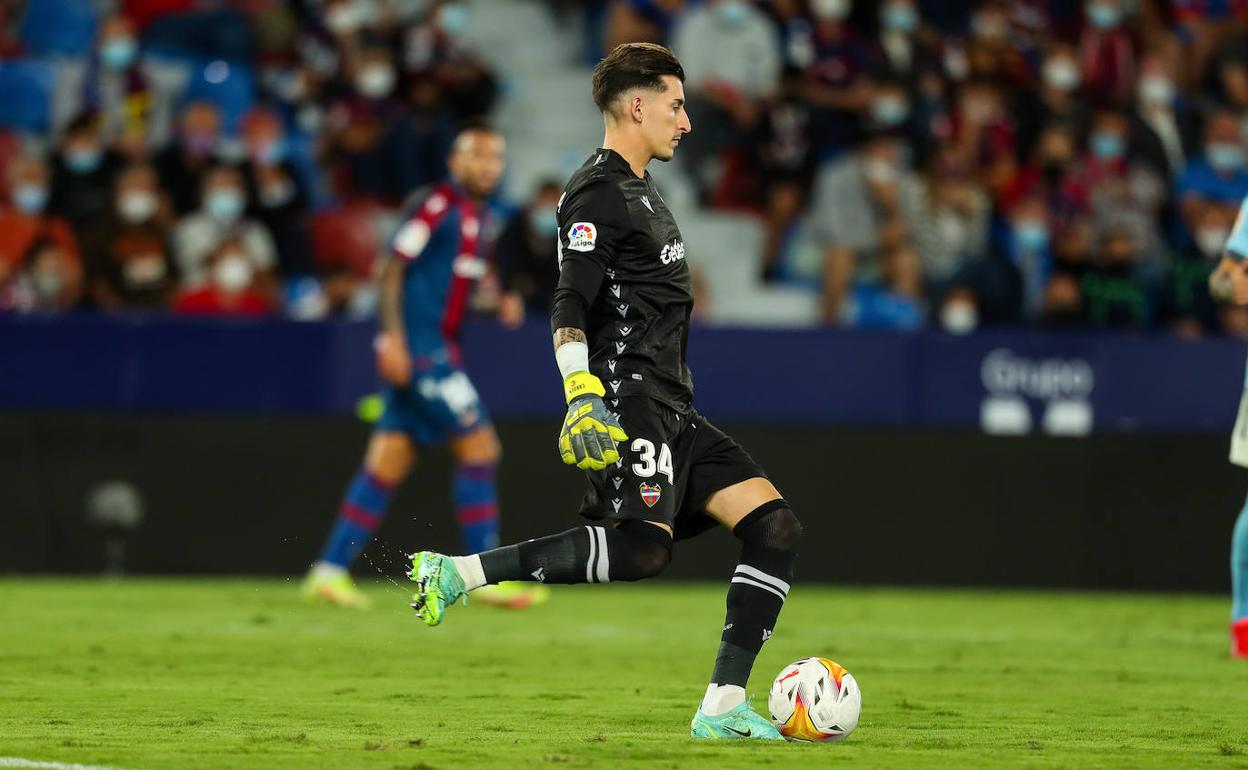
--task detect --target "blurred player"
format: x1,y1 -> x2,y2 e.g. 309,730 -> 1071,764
1209,198 -> 1248,658
302,124 -> 547,612
408,44 -> 802,739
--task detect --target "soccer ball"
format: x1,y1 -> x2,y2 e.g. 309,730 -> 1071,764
768,657 -> 861,742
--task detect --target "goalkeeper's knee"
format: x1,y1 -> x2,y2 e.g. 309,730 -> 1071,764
604,520 -> 672,581
733,500 -> 802,556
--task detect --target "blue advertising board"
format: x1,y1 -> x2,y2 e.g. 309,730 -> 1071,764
1,315 -> 1243,434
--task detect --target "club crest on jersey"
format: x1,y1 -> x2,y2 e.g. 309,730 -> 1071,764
567,222 -> 597,252
640,483 -> 661,507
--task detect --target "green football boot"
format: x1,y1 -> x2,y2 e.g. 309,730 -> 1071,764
408,551 -> 467,626
690,700 -> 785,740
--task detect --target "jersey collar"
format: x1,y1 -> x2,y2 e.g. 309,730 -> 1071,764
595,147 -> 648,180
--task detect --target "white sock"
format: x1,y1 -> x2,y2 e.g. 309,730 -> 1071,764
451,555 -> 486,591
700,683 -> 746,716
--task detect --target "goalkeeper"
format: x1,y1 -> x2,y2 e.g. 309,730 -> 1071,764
407,43 -> 803,740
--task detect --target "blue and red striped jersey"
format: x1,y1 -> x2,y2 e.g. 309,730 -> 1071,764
390,181 -> 493,351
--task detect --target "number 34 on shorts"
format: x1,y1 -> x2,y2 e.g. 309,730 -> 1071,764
628,438 -> 673,510
630,438 -> 673,482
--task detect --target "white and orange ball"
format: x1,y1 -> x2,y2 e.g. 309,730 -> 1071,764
768,657 -> 861,742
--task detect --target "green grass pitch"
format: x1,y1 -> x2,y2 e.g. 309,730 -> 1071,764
3,579 -> 1248,770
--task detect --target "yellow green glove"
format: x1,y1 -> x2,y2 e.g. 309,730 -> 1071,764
559,371 -> 629,471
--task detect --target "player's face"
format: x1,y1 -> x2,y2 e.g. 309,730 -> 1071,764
644,75 -> 691,162
451,132 -> 506,198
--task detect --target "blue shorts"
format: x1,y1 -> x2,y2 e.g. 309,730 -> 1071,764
378,351 -> 489,446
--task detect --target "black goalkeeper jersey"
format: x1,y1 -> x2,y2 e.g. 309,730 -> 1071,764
553,148 -> 694,413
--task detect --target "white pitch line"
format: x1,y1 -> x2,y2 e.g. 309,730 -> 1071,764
0,758 -> 145,770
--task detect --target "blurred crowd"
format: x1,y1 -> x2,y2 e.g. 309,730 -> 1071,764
8,0 -> 1248,340
0,0 -> 510,319
599,0 -> 1248,336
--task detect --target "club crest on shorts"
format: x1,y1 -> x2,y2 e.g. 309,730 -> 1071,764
639,482 -> 661,507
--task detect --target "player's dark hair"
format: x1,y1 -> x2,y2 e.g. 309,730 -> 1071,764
591,43 -> 685,115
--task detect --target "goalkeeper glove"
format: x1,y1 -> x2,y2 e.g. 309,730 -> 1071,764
559,371 -> 629,471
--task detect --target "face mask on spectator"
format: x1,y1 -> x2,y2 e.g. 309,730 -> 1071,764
12,183 -> 48,215
206,188 -> 245,222
30,266 -> 63,300
943,46 -> 969,81
118,190 -> 158,223
65,146 -> 102,174
251,138 -> 287,166
276,70 -> 309,103
1207,143 -> 1246,173
100,37 -> 137,70
811,0 -> 850,21
1197,227 -> 1230,259
1090,132 -> 1125,160
325,2 -> 361,34
356,65 -> 396,99
1042,59 -> 1080,92
971,13 -> 1006,41
871,96 -> 908,127
213,253 -> 253,294
123,252 -> 167,288
1138,75 -> 1173,106
297,104 -> 324,134
881,3 -> 918,33
438,3 -> 471,36
1086,2 -> 1121,30
258,178 -> 294,208
863,157 -> 898,185
1014,221 -> 1049,252
528,206 -> 557,236
941,300 -> 978,334
715,0 -> 749,26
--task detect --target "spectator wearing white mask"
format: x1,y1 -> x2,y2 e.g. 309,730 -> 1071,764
2,238 -> 84,314
808,129 -> 924,323
82,162 -> 178,310
0,155 -> 81,293
51,13 -> 173,159
172,165 -> 277,301
1128,50 -> 1199,187
672,0 -> 781,199
172,236 -> 276,316
1016,43 -> 1090,158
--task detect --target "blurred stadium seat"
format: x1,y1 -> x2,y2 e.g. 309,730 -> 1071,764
178,58 -> 256,135
0,58 -> 56,133
19,0 -> 98,57
311,202 -> 386,278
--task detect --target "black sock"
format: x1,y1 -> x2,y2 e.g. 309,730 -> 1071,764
478,521 -> 671,584
710,501 -> 802,688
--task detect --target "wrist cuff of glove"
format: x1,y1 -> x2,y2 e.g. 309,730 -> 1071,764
564,371 -> 605,404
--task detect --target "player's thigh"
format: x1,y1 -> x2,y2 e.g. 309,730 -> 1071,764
680,413 -> 780,531
703,476 -> 783,530
449,422 -> 501,465
364,431 -> 418,484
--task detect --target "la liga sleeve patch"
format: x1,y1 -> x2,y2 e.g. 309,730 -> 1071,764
566,222 -> 597,253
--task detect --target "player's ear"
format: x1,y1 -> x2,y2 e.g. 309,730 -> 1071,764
630,93 -> 645,125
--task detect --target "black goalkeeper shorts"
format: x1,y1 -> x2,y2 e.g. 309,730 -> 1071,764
577,396 -> 767,541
